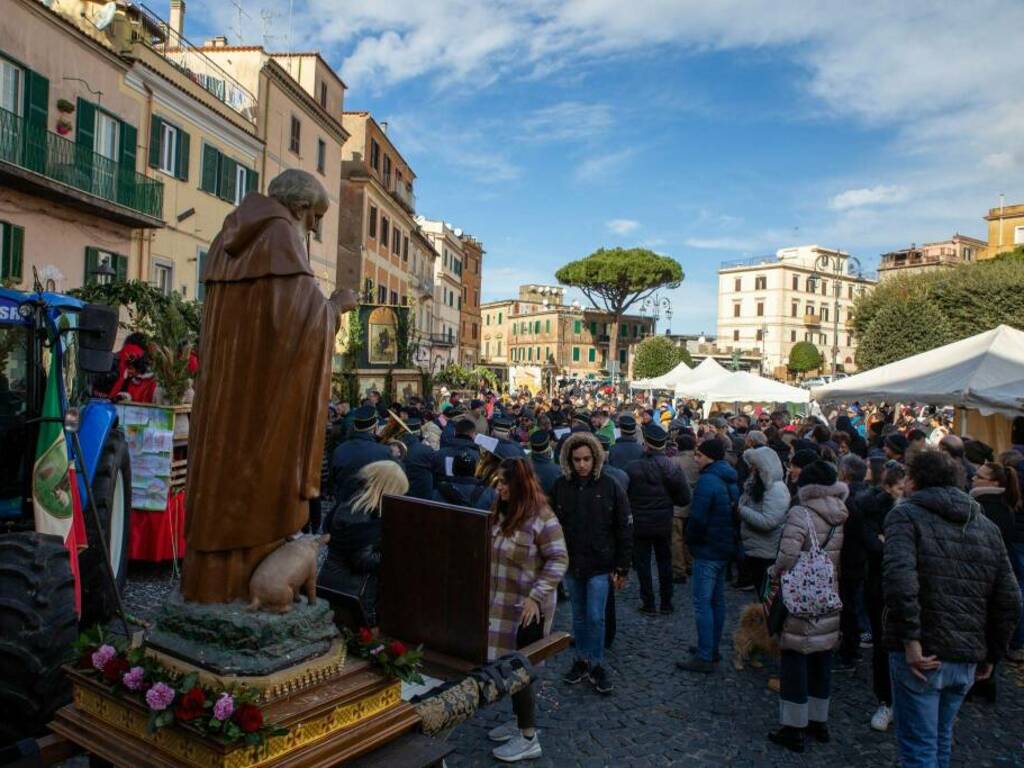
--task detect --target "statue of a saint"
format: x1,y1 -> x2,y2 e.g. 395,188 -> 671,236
182,170 -> 357,603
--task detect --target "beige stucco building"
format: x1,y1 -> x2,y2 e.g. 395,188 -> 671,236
982,202 -> 1024,259
878,234 -> 985,280
716,245 -> 876,377
0,0 -> 164,291
419,218 -> 463,369
481,285 -> 654,379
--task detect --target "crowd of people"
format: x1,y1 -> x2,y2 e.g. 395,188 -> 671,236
314,383 -> 1024,765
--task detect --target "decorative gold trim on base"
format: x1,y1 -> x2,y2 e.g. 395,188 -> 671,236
145,641 -> 347,704
72,678 -> 402,768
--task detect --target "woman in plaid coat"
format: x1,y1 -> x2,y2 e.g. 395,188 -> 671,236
487,457 -> 568,763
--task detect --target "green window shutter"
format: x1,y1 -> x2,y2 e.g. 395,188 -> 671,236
9,224 -> 23,281
84,246 -> 99,285
148,115 -> 163,168
219,156 -> 238,202
23,70 -> 49,129
588,348 -> 595,362
572,347 -> 580,362
573,320 -> 581,334
118,121 -> 137,170
75,99 -> 96,150
176,127 -> 190,181
115,253 -> 128,283
498,312 -> 502,323
545,319 -> 550,333
200,143 -> 219,194
246,168 -> 259,193
197,249 -> 208,301
590,321 -> 597,335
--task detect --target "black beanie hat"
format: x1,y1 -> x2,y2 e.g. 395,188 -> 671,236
798,460 -> 838,488
697,438 -> 725,462
791,448 -> 820,469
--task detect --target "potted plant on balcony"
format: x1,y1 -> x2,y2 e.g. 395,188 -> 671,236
57,98 -> 76,114
56,117 -> 73,136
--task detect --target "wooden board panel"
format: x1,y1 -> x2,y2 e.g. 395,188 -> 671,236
378,495 -> 491,666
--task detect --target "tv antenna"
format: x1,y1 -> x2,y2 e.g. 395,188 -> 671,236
260,8 -> 280,48
229,0 -> 251,43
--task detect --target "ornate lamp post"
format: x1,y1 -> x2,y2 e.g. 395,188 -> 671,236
640,292 -> 673,334
807,250 -> 864,378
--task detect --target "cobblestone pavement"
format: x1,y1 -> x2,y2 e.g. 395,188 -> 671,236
124,566 -> 1024,768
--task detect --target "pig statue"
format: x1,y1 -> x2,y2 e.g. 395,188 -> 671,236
248,534 -> 330,613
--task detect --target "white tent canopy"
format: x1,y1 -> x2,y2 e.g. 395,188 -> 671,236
679,370 -> 811,405
631,356 -> 728,391
811,325 -> 1024,418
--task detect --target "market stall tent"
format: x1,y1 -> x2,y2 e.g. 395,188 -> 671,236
631,356 -> 728,390
810,325 -> 1024,418
680,370 -> 811,405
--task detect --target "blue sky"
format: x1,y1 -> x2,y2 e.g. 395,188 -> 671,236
185,1 -> 1024,334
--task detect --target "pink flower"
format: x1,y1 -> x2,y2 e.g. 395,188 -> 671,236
122,666 -> 146,691
145,681 -> 175,711
91,644 -> 116,671
213,692 -> 235,721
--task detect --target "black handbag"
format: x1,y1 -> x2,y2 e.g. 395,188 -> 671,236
763,582 -> 788,637
516,614 -> 544,649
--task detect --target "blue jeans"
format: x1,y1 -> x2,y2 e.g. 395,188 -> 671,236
1011,543 -> 1024,650
691,559 -> 727,662
889,652 -> 976,768
563,573 -> 610,666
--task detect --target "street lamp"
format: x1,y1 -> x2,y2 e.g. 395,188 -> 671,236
640,292 -> 673,334
807,250 -> 863,378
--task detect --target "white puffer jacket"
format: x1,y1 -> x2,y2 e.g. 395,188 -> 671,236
737,446 -> 790,559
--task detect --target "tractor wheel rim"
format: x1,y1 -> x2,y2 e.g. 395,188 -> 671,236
109,468 -> 125,578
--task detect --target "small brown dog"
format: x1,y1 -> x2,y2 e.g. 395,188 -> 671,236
248,534 -> 330,614
732,602 -> 780,671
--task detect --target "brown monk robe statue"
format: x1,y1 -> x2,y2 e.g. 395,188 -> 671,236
182,169 -> 358,603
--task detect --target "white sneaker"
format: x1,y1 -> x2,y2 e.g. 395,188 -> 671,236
488,721 -> 520,743
492,733 -> 542,762
870,704 -> 893,732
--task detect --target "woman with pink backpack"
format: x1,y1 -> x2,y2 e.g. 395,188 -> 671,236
767,460 -> 848,754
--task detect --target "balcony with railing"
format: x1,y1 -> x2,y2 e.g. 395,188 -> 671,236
136,4 -> 257,122
429,332 -> 456,347
802,312 -> 821,327
0,108 -> 164,226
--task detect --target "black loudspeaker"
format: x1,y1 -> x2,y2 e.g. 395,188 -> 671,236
77,303 -> 119,374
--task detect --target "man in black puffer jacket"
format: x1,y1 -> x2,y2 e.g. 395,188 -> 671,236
884,449 -> 1021,768
552,432 -> 633,695
625,424 -> 691,615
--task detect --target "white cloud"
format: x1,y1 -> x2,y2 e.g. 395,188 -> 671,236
519,101 -> 614,143
606,218 -> 639,235
829,185 -> 909,211
574,148 -> 635,183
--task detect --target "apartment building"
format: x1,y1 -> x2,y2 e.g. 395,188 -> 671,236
419,218 -> 462,368
196,39 -> 348,293
877,234 -> 986,280
716,245 -> 876,377
458,234 -> 483,367
337,112 -> 418,306
481,285 -> 654,378
982,201 -> 1024,259
0,0 -> 164,290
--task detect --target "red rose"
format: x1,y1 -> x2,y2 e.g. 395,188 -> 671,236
358,627 -> 374,644
174,687 -> 206,722
233,703 -> 264,733
102,656 -> 130,683
387,640 -> 408,657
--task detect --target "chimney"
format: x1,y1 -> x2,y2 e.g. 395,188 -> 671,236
380,121 -> 388,134
205,35 -> 229,48
168,0 -> 185,39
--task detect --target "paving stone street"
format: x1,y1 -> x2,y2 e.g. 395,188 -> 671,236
125,567 -> 1024,768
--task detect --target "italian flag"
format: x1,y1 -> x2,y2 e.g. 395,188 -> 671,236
32,359 -> 86,613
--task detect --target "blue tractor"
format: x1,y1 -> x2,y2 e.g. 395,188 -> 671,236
0,286 -> 131,743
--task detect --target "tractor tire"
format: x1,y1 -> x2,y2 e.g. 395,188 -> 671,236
0,532 -> 77,746
79,430 -> 132,627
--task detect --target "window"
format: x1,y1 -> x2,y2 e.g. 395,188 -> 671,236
457,295 -> 462,310
199,144 -> 257,202
792,275 -> 799,291
392,228 -> 401,255
289,115 -> 301,154
534,320 -> 541,334
498,311 -> 503,323
588,348 -> 596,362
196,248 -> 208,301
370,139 -> 380,170
756,301 -> 764,317
847,334 -> 852,347
733,329 -> 740,341
545,319 -> 550,333
497,341 -> 502,355
316,139 -> 326,175
821,280 -> 828,296
790,330 -> 797,342
528,347 -> 533,361
734,277 -> 741,292
318,81 -> 327,109
94,111 -> 119,160
159,122 -> 177,175
574,320 -> 582,334
0,57 -> 23,116
572,347 -> 580,362
589,320 -> 598,335
234,164 -> 248,205
84,247 -> 127,286
536,346 -> 541,359
733,303 -> 741,318
619,349 -> 627,365
755,275 -> 767,290
619,323 -> 627,338
1015,226 -> 1024,245
368,205 -> 377,239
756,329 -> 763,341
402,236 -> 409,262
473,324 -> 478,340
0,221 -> 25,282
377,285 -> 387,304
383,154 -> 391,186
820,306 -> 829,322
791,302 -> 798,317
152,261 -> 173,296
805,277 -> 815,292
389,290 -> 398,305
380,217 -> 389,248
848,285 -> 854,300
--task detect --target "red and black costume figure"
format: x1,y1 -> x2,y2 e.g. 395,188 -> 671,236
108,342 -> 157,404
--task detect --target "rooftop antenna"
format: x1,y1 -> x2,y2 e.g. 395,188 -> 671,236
229,0 -> 251,43
260,8 -> 279,48
286,0 -> 294,72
